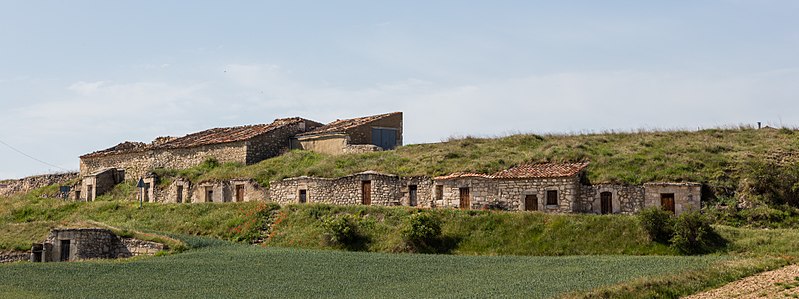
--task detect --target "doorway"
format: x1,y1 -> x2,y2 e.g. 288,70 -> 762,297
299,189 -> 307,204
661,193 -> 675,213
524,194 -> 538,211
600,192 -> 613,214
235,185 -> 245,202
86,185 -> 93,202
60,240 -> 71,262
362,181 -> 372,205
409,185 -> 418,207
459,187 -> 470,210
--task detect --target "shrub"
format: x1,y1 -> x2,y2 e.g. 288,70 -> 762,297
638,207 -> 675,243
401,213 -> 442,253
670,211 -> 721,254
321,214 -> 367,250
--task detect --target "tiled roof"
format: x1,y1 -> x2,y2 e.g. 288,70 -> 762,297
82,117 -> 307,158
491,162 -> 589,179
298,112 -> 401,137
435,162 -> 589,180
157,117 -> 305,149
433,172 -> 492,180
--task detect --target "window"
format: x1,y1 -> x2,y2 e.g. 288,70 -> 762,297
435,185 -> 443,201
546,190 -> 558,205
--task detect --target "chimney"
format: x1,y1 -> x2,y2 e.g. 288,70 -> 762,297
757,122 -> 762,129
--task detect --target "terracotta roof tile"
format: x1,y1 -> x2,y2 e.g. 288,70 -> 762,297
491,162 -> 589,179
82,117 -> 307,158
298,112 -> 401,136
433,172 -> 492,180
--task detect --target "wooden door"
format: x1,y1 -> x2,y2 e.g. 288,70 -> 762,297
600,192 -> 612,214
176,186 -> 183,203
661,193 -> 675,213
87,185 -> 93,202
459,187 -> 470,210
236,185 -> 245,202
524,194 -> 538,211
362,181 -> 371,205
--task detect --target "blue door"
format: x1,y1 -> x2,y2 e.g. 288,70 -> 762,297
371,128 -> 398,150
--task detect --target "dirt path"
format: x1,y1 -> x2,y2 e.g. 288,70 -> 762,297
685,264 -> 799,299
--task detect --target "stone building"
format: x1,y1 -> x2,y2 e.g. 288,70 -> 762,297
433,163 -> 589,212
76,117 -> 322,201
292,112 -> 403,155
30,228 -> 166,262
643,182 -> 702,215
269,171 -> 430,207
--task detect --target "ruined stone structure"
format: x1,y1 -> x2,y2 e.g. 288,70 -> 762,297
292,112 -> 403,155
0,172 -> 78,197
269,171 -> 430,207
30,228 -> 166,262
0,251 -> 29,263
76,117 -> 322,201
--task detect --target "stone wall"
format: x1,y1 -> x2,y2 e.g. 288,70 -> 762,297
577,184 -> 645,214
37,228 -> 166,262
246,120 -> 317,164
0,251 -> 28,263
80,151 -> 151,181
433,176 -> 580,212
0,172 -> 78,197
269,172 -> 406,206
644,183 -> 702,215
295,134 -> 349,155
184,179 -> 265,203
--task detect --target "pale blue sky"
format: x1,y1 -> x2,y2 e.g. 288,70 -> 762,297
1,1 -> 798,179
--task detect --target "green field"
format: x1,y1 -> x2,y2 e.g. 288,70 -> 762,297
0,242 -> 721,299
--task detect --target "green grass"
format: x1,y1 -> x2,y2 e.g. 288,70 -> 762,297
0,243 -> 721,299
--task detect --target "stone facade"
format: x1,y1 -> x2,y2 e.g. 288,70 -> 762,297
432,176 -> 581,212
0,172 -> 78,197
577,184 -> 646,214
77,168 -> 125,201
269,171 -> 427,207
31,228 -> 166,262
81,119 -> 321,181
644,182 -> 702,215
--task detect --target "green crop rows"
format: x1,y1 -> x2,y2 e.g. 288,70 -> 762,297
0,243 -> 720,298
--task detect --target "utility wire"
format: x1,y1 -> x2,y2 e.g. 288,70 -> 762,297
0,138 -> 70,171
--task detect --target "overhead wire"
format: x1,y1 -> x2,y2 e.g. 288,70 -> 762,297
0,137 -> 70,171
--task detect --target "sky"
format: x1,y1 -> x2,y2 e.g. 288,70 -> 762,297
1,1 -> 798,179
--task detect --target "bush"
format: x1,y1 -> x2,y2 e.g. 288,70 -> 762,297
638,207 -> 675,243
321,214 -> 367,250
401,213 -> 442,253
670,211 -> 721,254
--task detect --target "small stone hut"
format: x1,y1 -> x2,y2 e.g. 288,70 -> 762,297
292,112 -> 403,155
30,228 -> 166,262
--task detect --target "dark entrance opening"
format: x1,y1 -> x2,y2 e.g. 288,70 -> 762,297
661,193 -> 675,213
362,181 -> 372,205
299,189 -> 307,204
409,185 -> 418,207
600,192 -> 613,214
60,240 -> 70,262
459,187 -> 470,210
176,186 -> 183,203
525,194 -> 538,211
205,187 -> 213,202
86,185 -> 93,202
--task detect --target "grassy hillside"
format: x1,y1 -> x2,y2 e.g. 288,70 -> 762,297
151,126 -> 799,206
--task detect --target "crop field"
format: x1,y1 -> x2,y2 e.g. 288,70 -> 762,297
0,243 -> 721,298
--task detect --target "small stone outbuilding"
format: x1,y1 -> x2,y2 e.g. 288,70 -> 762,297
269,171 -> 429,207
292,112 -> 403,155
31,228 -> 166,262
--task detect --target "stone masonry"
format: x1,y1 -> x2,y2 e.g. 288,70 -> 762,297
31,228 -> 166,262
